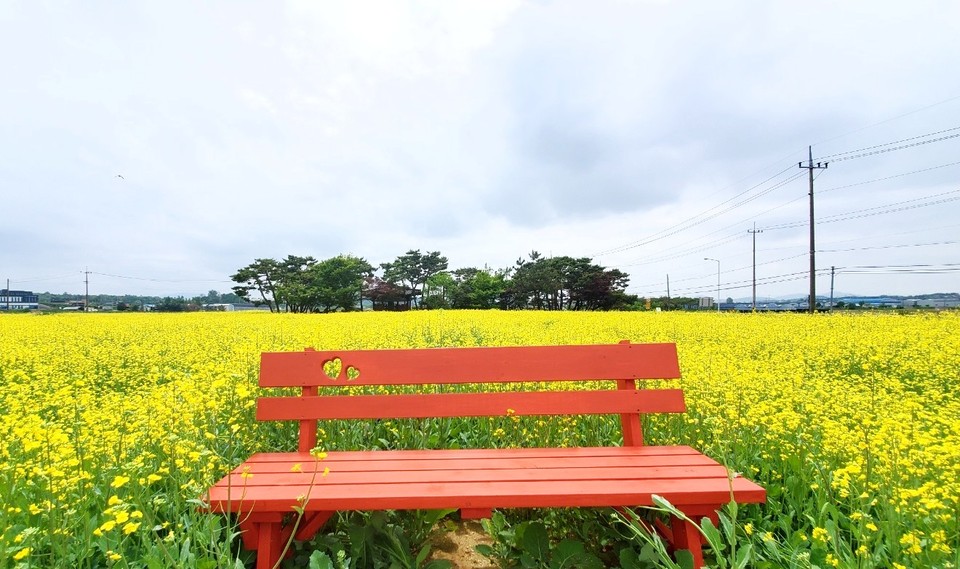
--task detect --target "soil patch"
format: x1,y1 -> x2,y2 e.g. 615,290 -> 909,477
428,520 -> 498,569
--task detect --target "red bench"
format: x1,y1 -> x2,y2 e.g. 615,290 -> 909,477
205,341 -> 765,568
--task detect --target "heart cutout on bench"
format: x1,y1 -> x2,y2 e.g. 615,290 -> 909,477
322,358 -> 343,380
346,366 -> 360,381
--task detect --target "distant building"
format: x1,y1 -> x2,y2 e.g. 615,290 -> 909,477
904,298 -> 960,309
0,289 -> 39,310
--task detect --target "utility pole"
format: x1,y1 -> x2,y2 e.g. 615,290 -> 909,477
704,258 -> 720,312
748,223 -> 763,311
800,146 -> 827,313
84,268 -> 90,312
830,266 -> 836,310
666,274 -> 671,299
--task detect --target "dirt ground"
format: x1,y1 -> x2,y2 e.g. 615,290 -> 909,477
428,520 -> 498,569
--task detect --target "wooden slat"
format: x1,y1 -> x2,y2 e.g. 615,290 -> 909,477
244,445 -> 704,463
259,342 -> 680,387
256,389 -> 685,421
208,476 -> 766,513
231,448 -> 720,474
216,464 -> 732,487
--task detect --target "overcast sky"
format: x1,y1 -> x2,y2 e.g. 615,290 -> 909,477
2,1 -> 958,300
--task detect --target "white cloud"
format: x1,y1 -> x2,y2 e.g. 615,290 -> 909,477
1,0 -> 958,298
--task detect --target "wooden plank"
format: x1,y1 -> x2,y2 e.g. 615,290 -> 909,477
259,342 -> 681,387
207,476 -> 766,512
228,448 -> 721,475
227,455 -> 722,477
245,445 -> 705,461
257,389 -> 686,421
215,464 -> 733,487
243,445 -> 705,463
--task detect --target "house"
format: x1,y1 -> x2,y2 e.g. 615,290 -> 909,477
0,289 -> 39,310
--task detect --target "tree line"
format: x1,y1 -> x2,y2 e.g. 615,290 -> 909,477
230,250 -> 637,312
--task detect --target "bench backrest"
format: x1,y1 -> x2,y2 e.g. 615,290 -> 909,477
257,340 -> 683,452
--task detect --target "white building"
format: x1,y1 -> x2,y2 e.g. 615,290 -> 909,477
0,289 -> 39,310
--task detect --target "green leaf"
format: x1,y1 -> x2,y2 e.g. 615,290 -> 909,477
734,543 -> 753,569
474,544 -> 496,558
719,509 -> 736,543
619,547 -> 642,569
416,544 -> 431,567
309,551 -> 335,569
700,517 -> 723,552
675,549 -> 695,569
520,522 -> 550,563
652,495 -> 682,516
551,540 -> 602,569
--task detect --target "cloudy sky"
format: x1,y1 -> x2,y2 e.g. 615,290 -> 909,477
2,1 -> 958,300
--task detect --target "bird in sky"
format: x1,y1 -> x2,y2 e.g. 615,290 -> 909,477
116,174 -> 124,180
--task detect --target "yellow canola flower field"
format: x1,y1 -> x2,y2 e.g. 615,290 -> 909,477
0,311 -> 957,568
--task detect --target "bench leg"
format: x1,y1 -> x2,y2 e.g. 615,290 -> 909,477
295,511 -> 333,541
460,508 -> 492,520
241,513 -> 286,569
256,520 -> 282,569
670,515 -> 705,569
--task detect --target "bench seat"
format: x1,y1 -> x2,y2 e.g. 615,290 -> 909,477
209,446 -> 764,513
203,342 -> 765,568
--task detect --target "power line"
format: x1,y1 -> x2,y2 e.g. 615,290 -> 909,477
813,94 -> 960,146
818,125 -> 960,160
90,271 -> 233,284
819,240 -> 958,254
837,263 -> 960,275
764,188 -> 960,230
592,165 -> 802,256
818,160 -> 960,194
825,132 -> 960,163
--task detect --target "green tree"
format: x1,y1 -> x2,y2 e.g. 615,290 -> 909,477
231,258 -> 283,312
448,267 -> 508,309
422,271 -> 456,309
306,255 -> 375,313
380,250 -> 449,309
272,255 -> 319,313
504,252 -> 632,311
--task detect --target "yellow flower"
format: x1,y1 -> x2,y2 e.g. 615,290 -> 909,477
114,511 -> 129,524
290,463 -> 302,472
13,548 -> 31,561
110,475 -> 130,489
122,521 -> 141,535
99,520 -> 117,532
812,527 -> 830,543
825,553 -> 839,567
108,495 -> 123,506
240,466 -> 254,479
147,473 -> 163,483
107,550 -> 122,561
743,522 -> 753,536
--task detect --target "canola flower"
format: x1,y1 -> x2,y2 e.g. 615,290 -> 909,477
0,310 -> 957,567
